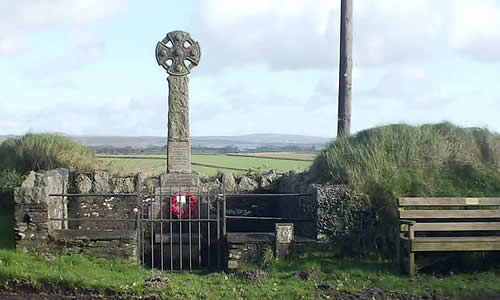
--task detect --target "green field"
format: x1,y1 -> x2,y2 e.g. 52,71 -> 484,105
97,153 -> 313,177
227,152 -> 317,161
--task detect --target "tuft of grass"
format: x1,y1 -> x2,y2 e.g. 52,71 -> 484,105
308,122 -> 500,255
0,133 -> 97,174
256,241 -> 275,269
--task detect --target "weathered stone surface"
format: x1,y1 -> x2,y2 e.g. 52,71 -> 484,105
222,172 -> 237,192
93,171 -> 110,193
14,169 -> 70,256
144,177 -> 160,195
263,169 -> 278,182
111,177 -> 134,193
135,172 -> 146,193
275,223 -> 294,260
156,31 -> 201,76
276,223 -> 294,243
205,179 -> 221,193
259,176 -> 272,191
238,176 -> 259,191
167,76 -> 190,142
227,243 -> 259,269
161,173 -> 200,187
14,187 -> 49,204
166,74 -> 191,174
21,171 -> 37,188
75,174 -> 92,193
167,141 -> 191,173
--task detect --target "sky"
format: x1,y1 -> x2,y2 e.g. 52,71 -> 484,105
1,0 -> 499,138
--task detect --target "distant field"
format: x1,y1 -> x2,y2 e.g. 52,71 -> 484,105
97,153 -> 313,177
227,152 -> 317,161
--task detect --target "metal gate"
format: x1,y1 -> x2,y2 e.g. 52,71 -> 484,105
138,186 -> 225,271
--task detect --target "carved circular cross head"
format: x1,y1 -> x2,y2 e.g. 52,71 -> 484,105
156,31 -> 201,76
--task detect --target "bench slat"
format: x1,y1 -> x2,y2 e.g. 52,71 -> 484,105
399,210 -> 500,219
401,222 -> 500,232
399,197 -> 500,206
412,237 -> 500,251
414,236 -> 500,242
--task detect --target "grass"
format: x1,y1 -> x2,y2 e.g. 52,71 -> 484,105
308,122 -> 500,255
310,122 -> 500,195
98,153 -> 313,177
0,250 -> 150,295
0,133 -> 97,173
0,249 -> 499,299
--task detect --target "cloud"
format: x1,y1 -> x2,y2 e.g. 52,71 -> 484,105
1,93 -> 167,136
449,0 -> 500,61
0,0 -> 125,57
358,67 -> 453,109
190,0 -> 338,72
24,37 -> 107,83
353,1 -> 447,67
190,0 -> 452,72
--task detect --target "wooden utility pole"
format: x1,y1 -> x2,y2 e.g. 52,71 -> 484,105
337,0 -> 353,137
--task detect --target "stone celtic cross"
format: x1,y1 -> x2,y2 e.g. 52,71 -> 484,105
156,31 -> 200,182
156,31 -> 201,76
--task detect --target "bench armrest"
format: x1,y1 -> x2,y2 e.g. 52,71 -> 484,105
400,219 -> 416,225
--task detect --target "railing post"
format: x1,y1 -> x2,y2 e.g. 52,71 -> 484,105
222,180 -> 226,238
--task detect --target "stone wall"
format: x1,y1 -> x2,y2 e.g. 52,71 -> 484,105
14,168 -> 142,261
14,169 -> 69,255
14,167 -> 341,267
68,171 -> 142,231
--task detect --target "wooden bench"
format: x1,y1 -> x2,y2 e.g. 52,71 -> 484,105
397,197 -> 500,276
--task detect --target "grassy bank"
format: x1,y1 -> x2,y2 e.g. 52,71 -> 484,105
0,133 -> 97,173
309,122 -> 500,254
0,250 -> 499,299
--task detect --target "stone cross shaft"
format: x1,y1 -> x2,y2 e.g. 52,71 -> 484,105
156,31 -> 201,174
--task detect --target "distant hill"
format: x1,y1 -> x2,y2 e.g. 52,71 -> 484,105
0,134 -> 333,149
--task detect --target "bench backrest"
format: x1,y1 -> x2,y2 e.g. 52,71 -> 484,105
398,197 -> 500,234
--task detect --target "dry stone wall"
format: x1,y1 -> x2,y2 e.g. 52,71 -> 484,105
14,169 -> 69,255
14,167 -> 346,267
14,168 -> 142,261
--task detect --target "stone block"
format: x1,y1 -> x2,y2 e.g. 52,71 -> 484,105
93,171 -> 110,193
111,177 -> 135,193
222,172 -> 236,192
161,173 -> 199,188
75,174 -> 92,193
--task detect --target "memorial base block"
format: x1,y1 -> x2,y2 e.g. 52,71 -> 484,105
161,173 -> 200,189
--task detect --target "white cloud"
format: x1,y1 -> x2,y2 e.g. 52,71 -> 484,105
354,1 -> 447,67
0,0 -> 125,56
190,0 -> 452,72
449,0 -> 500,61
0,93 -> 166,136
190,0 -> 339,72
